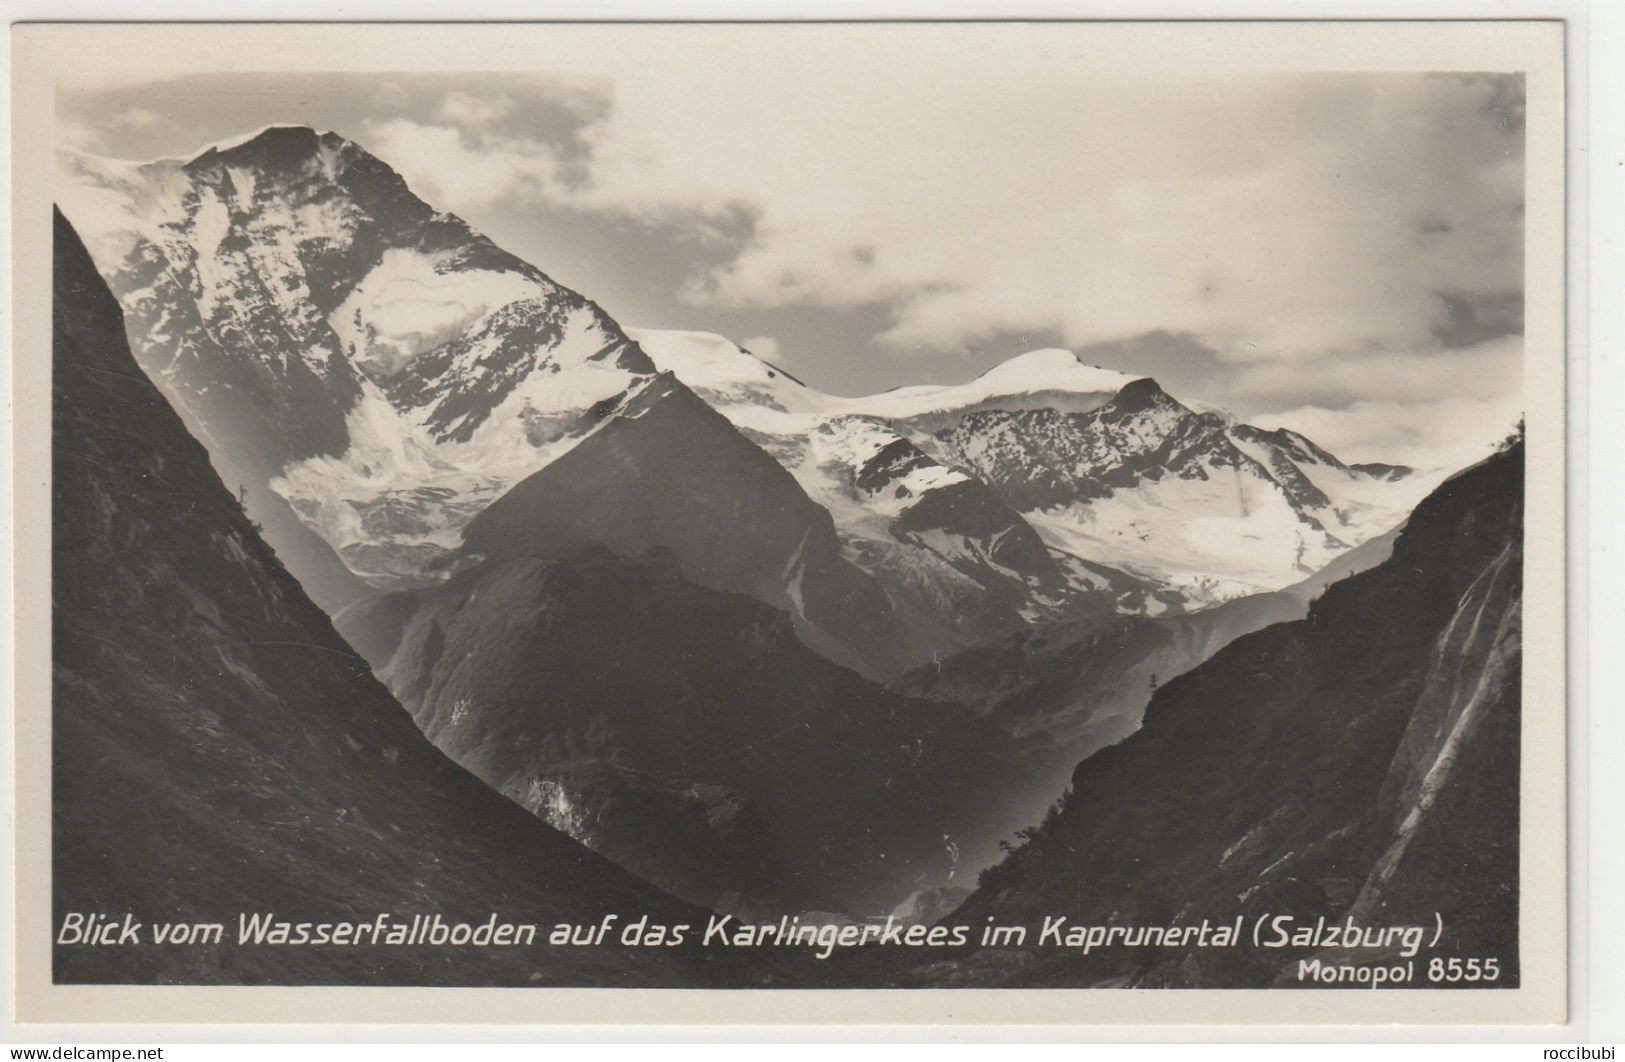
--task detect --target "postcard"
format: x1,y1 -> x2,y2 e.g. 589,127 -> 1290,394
8,19 -> 1567,1026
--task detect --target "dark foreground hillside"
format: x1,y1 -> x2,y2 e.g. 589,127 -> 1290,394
867,439 -> 1522,988
336,542 -> 1063,918
50,209 -> 760,987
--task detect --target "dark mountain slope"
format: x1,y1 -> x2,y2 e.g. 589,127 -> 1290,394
883,442 -> 1521,988
61,128 -> 655,599
850,430 -> 1068,605
64,130 -> 1433,676
459,372 -> 932,679
891,521 -> 1405,759
50,209 -> 748,988
335,544 -> 1063,917
919,374 -> 1426,609
892,593 -> 1306,758
208,445 -> 376,614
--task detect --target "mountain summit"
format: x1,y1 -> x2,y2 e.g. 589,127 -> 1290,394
905,440 -> 1523,988
50,207 -> 741,987
62,126 -> 1437,670
53,123 -> 1475,945
635,328 -> 1436,611
59,127 -> 654,604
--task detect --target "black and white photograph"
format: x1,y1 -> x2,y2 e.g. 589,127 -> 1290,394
6,18 -> 1573,1030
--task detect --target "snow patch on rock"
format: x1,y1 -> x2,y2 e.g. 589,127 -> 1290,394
330,249 -> 540,376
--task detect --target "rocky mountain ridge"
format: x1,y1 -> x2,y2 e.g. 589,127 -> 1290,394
62,127 -> 1436,675
334,542 -> 1064,916
881,440 -> 1522,988
51,208 -> 755,987
59,128 -> 653,607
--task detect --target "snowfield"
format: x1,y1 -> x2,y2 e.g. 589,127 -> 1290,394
60,132 -> 652,586
59,128 -> 1444,624
330,249 -> 541,376
635,326 -> 1437,612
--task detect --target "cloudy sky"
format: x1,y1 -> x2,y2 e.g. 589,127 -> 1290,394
58,60 -> 1525,469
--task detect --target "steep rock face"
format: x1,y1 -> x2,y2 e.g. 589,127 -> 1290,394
59,128 -> 653,595
896,443 -> 1521,988
65,133 -> 1127,677
894,594 -> 1305,761
927,378 -> 1435,607
635,332 -> 1178,653
335,546 -> 1064,917
638,329 -> 1430,623
633,331 -> 1130,659
50,210 -> 741,988
929,378 -> 1197,511
62,128 -> 1434,677
1326,520 -> 1520,970
892,522 -> 1405,761
458,372 -> 928,679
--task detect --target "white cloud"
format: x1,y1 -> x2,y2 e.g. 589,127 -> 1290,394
53,51 -> 1517,474
56,119 -> 105,151
362,118 -> 567,212
363,69 -> 1520,369
1229,335 -> 1523,409
360,112 -> 745,239
1250,394 -> 1522,471
352,68 -> 1522,473
434,90 -> 515,129
118,108 -> 163,129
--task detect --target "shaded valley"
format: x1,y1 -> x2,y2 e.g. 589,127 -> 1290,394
52,209 -> 760,987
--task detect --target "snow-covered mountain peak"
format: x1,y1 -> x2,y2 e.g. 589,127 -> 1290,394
178,127 -> 375,208
629,329 -> 784,388
1109,374 -> 1173,404
58,128 -> 655,589
629,328 -> 831,431
846,349 -> 1141,422
974,348 -> 1138,394
181,124 -> 348,166
60,125 -> 1444,666
56,149 -> 189,266
629,322 -> 1436,613
633,330 -> 1152,428
927,372 -> 1440,605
